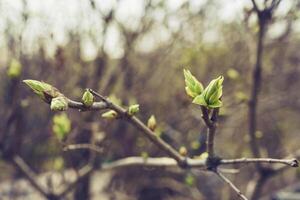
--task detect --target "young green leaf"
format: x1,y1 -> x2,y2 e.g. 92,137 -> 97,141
193,76 -> 224,108
183,69 -> 204,98
82,89 -> 94,107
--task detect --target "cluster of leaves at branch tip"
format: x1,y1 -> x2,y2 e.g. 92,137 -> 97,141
23,80 -> 68,111
23,80 -> 62,103
147,115 -> 156,131
82,89 -> 94,107
128,104 -> 140,115
52,113 -> 71,141
184,69 -> 224,108
102,110 -> 118,119
7,59 -> 22,79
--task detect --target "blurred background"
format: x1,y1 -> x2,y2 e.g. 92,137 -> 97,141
0,0 -> 300,199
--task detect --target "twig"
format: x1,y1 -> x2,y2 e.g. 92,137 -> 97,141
63,143 -> 103,154
220,158 -> 298,167
67,99 -> 108,111
200,106 -> 218,157
56,164 -> 94,197
11,155 -> 50,198
89,89 -> 186,166
215,170 -> 248,200
251,0 -> 260,13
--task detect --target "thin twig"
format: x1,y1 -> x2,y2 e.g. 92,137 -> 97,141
11,155 -> 50,198
215,170 -> 248,200
200,106 -> 218,157
220,158 -> 298,167
251,0 -> 260,13
63,143 -> 103,154
56,164 -> 94,197
89,89 -> 186,166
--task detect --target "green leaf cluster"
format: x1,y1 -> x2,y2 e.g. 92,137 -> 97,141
193,76 -> 223,108
52,113 -> 71,141
184,69 -> 224,108
23,80 -> 61,103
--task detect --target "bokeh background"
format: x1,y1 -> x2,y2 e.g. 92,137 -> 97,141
0,0 -> 300,199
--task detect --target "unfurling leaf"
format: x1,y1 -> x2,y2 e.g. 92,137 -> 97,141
82,89 -> 94,107
193,76 -> 224,108
23,80 -> 61,103
7,59 -> 22,79
50,96 -> 68,111
128,104 -> 140,115
147,115 -> 157,131
183,69 -> 204,98
102,110 -> 118,119
52,113 -> 71,141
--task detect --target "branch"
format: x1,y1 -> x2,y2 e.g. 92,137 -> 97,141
56,164 -> 94,197
11,155 -> 50,198
67,99 -> 107,111
215,170 -> 248,200
220,158 -> 298,167
63,143 -> 103,154
200,106 -> 218,158
251,0 -> 260,13
89,89 -> 186,166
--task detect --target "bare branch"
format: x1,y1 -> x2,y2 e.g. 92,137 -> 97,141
11,155 -> 50,198
63,143 -> 103,154
215,170 -> 248,200
251,0 -> 260,13
220,158 -> 298,167
89,89 -> 186,166
67,99 -> 108,111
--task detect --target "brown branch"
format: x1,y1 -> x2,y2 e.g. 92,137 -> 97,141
67,99 -> 107,111
200,106 -> 218,158
215,170 -> 248,200
89,89 -> 186,166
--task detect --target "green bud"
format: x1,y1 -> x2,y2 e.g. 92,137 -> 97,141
50,96 -> 68,111
227,68 -> 239,80
183,69 -> 204,98
102,110 -> 118,119
147,115 -> 157,131
23,80 -> 61,103
52,113 -> 71,141
193,76 -> 224,108
179,146 -> 188,157
128,104 -> 140,115
7,59 -> 22,79
82,89 -> 94,107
